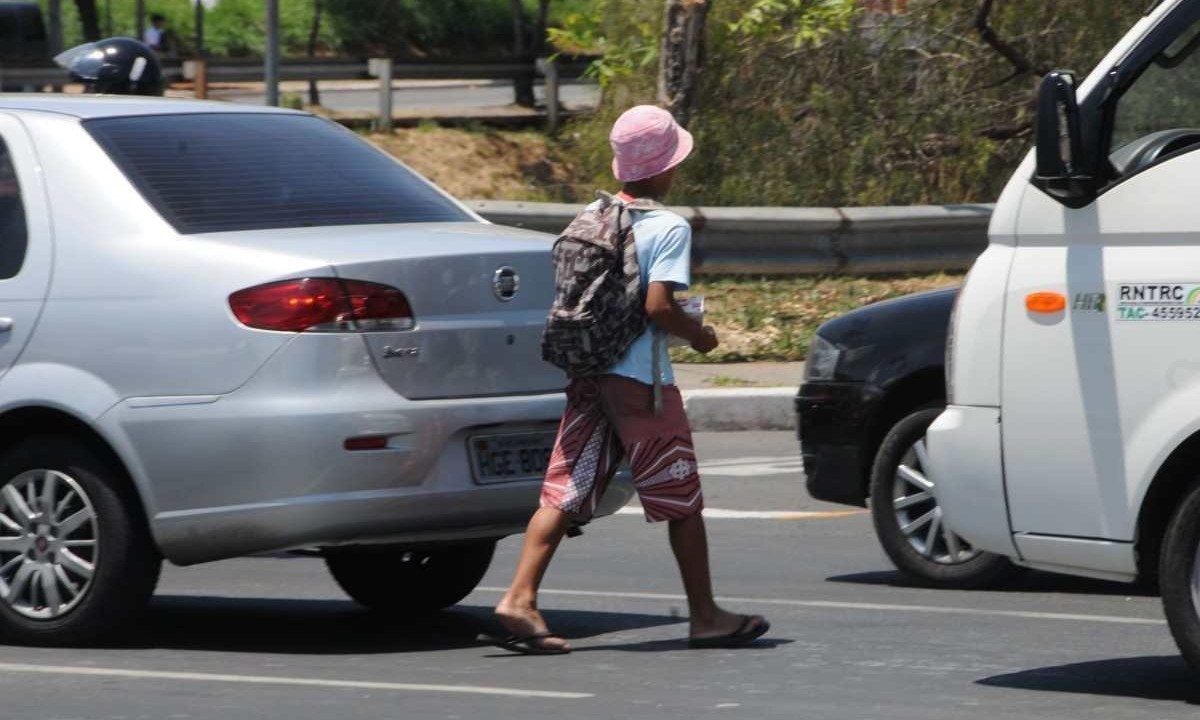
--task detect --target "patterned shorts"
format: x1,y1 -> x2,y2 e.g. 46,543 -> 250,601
540,375 -> 704,523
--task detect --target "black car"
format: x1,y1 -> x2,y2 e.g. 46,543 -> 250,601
0,2 -> 50,92
0,3 -> 48,62
796,287 -> 1014,588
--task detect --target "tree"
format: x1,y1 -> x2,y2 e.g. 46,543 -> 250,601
74,0 -> 101,42
974,0 -> 1049,86
46,0 -> 63,54
510,1 -> 554,108
307,0 -> 324,106
510,0 -> 536,107
561,0 -> 1141,209
658,0 -> 709,128
534,0 -> 551,55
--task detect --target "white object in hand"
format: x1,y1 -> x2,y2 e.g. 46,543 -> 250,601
668,295 -> 705,348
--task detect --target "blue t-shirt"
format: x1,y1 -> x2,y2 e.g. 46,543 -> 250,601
606,206 -> 692,386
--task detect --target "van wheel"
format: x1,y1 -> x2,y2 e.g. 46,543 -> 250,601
325,541 -> 496,614
1158,481 -> 1200,669
870,408 -> 1015,589
0,435 -> 161,646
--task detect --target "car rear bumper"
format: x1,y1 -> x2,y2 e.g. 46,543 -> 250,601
796,381 -> 884,507
99,334 -> 633,565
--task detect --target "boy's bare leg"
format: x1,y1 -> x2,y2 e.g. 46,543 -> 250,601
495,506 -> 572,651
668,512 -> 767,638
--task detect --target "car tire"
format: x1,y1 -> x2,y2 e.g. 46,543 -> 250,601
325,541 -> 497,614
0,435 -> 162,646
1158,480 -> 1200,670
870,407 -> 1015,589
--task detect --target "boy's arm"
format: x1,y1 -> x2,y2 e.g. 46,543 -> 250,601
646,281 -> 718,353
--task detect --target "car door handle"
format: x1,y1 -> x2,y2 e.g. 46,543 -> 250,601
0,318 -> 13,333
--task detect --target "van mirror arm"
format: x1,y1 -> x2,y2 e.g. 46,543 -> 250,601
1034,70 -> 1098,206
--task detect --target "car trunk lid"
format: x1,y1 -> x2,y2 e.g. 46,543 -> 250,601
198,222 -> 568,399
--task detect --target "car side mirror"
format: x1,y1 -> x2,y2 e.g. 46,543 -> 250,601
1035,70 -> 1096,204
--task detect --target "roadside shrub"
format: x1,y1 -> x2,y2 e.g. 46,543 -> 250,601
34,0 -> 331,57
35,0 -> 584,58
556,0 -> 1144,207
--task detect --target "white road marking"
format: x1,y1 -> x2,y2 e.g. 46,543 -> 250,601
476,587 -> 1165,626
614,507 -> 864,520
698,456 -> 804,478
0,662 -> 593,700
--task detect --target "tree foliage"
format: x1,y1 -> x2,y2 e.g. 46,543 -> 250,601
36,0 -> 582,58
558,0 -> 1145,207
729,0 -> 858,48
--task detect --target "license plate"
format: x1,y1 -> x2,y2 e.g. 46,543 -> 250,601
468,431 -> 556,484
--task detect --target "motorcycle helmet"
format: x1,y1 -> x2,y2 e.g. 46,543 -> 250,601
54,37 -> 164,96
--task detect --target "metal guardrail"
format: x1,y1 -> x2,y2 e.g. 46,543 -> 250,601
1,55 -> 593,132
467,200 -> 994,274
180,57 -> 597,83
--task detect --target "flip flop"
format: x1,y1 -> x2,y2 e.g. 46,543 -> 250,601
688,615 -> 770,649
486,631 -> 572,656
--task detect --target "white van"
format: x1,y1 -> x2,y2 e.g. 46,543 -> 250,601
927,0 -> 1200,668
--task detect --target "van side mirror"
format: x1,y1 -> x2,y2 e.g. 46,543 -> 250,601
1035,71 -> 1095,204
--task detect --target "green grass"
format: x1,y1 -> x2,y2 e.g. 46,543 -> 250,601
669,273 -> 963,363
705,376 -> 759,387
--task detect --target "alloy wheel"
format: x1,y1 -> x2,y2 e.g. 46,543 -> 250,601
0,469 -> 99,620
891,438 -> 981,565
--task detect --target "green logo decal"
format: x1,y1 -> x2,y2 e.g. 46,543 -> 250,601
1073,293 -> 1106,312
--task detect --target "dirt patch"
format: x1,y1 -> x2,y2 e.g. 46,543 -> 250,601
367,125 -> 586,201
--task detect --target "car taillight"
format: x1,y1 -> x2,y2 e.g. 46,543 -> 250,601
340,280 -> 415,331
229,278 -> 415,333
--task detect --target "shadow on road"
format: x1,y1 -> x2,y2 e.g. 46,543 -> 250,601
124,597 -> 685,655
826,570 -> 1156,597
977,655 -> 1200,704
568,637 -> 791,654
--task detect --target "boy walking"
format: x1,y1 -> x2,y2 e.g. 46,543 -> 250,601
494,105 -> 770,655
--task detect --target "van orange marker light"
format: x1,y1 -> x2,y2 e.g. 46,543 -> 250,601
1026,292 -> 1067,313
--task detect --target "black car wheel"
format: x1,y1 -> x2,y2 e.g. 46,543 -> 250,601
325,541 -> 497,614
1159,480 -> 1200,670
870,408 -> 1015,589
0,435 -> 161,646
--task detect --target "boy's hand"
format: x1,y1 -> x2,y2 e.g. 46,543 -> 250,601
691,326 -> 719,353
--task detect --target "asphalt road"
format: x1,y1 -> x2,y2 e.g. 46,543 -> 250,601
212,81 -> 600,114
0,431 -> 1191,719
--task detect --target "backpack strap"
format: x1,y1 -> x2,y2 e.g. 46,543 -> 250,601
597,189 -> 663,213
600,191 -> 667,415
651,332 -> 664,415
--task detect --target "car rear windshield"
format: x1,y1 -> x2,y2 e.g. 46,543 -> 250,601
85,113 -> 472,234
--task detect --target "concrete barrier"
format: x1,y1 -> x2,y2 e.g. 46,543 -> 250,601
683,388 -> 798,432
467,199 -> 994,275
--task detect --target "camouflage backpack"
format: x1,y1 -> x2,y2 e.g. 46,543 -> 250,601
542,192 -> 662,378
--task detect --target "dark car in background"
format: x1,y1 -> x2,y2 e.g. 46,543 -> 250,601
0,2 -> 50,92
0,2 -> 48,62
796,287 -> 1014,588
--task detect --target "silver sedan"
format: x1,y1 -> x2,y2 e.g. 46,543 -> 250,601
0,96 -> 630,645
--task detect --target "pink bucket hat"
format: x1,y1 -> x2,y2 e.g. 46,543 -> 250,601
609,105 -> 694,182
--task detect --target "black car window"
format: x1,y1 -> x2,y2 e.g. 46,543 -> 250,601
0,137 -> 27,280
85,113 -> 472,235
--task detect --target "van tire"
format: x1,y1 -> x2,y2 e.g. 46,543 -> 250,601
0,435 -> 161,646
325,541 -> 496,614
870,407 -> 1015,589
1159,480 -> 1200,669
